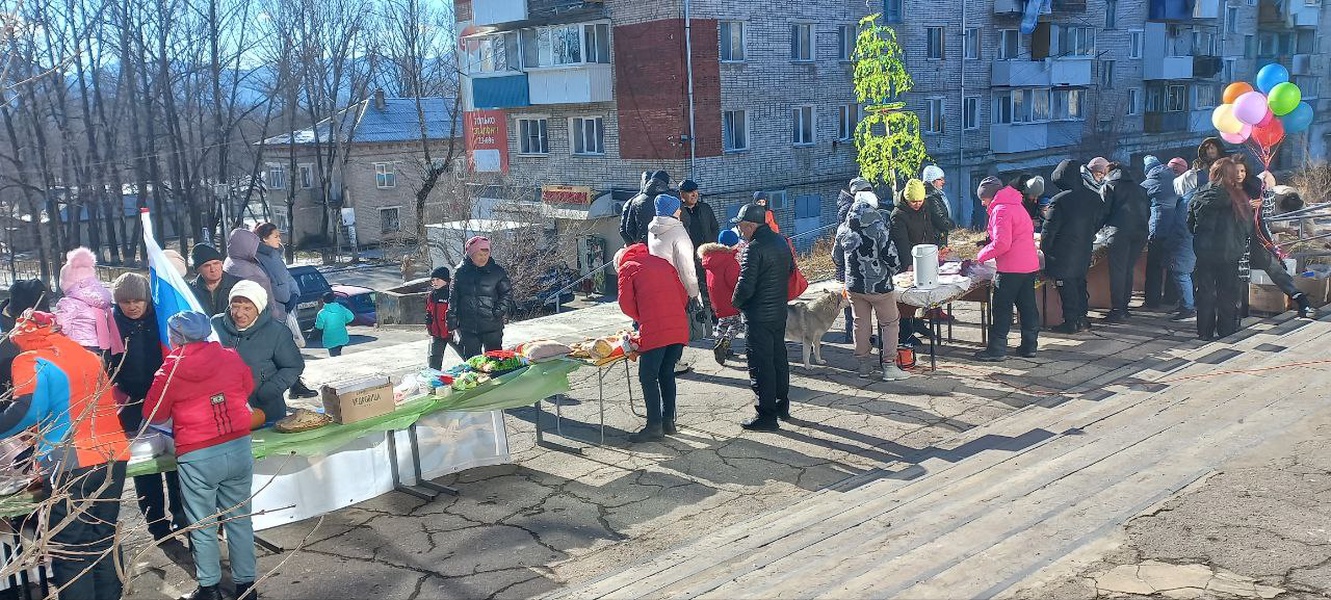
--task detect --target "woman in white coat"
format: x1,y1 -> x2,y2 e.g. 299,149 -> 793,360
647,194 -> 701,300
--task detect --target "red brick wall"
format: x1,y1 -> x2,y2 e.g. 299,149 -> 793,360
615,19 -> 722,160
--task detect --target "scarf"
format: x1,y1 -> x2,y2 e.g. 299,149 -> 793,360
1080,166 -> 1104,193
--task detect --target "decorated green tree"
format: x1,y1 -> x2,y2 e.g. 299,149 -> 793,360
852,15 -> 931,190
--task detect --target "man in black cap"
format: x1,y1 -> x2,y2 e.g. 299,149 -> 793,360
620,170 -> 671,245
679,179 -> 719,304
188,243 -> 241,316
731,203 -> 793,430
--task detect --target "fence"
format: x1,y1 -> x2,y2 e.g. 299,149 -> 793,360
0,260 -> 145,291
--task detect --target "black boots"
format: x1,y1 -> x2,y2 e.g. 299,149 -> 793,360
290,379 -> 318,399
180,585 -> 223,600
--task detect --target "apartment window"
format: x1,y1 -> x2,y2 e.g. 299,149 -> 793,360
1277,33 -> 1294,56
462,34 -> 514,74
1223,59 -> 1236,83
1127,88 -> 1141,115
964,28 -> 980,60
1194,31 -> 1217,57
374,163 -> 395,188
925,97 -> 944,134
993,89 -> 1083,124
994,92 -> 1015,124
1297,30 -> 1315,54
1245,35 -> 1255,59
883,0 -> 903,23
792,106 -> 815,146
571,116 -> 604,155
998,30 -> 1020,60
298,164 -> 313,189
379,207 -> 401,235
1031,90 -> 1051,121
1226,7 -> 1239,33
1167,84 -> 1187,111
1060,26 -> 1095,57
1258,33 -> 1276,58
583,23 -> 611,64
963,96 -> 979,130
519,23 -> 610,68
517,118 -> 548,155
722,110 -> 748,152
1105,0 -> 1117,28
266,164 -> 285,190
837,25 -> 856,62
791,24 -> 813,62
1129,30 -> 1143,59
837,104 -> 858,140
926,27 -> 945,59
766,191 -> 788,210
1194,84 -> 1218,110
720,21 -> 745,62
1100,60 -> 1116,89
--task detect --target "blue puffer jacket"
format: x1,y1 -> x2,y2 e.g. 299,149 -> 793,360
1142,164 -> 1178,241
1165,192 -> 1197,273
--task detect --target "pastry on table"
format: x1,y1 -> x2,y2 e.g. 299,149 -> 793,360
275,408 -> 334,433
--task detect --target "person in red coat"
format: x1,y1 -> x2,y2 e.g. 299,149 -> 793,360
425,267 -> 457,369
616,243 -> 689,442
698,230 -> 744,366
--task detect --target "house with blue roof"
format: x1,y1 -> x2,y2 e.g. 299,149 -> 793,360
259,90 -> 462,248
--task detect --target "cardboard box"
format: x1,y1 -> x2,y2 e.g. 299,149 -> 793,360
1295,276 -> 1330,307
320,376 -> 394,424
1248,283 -> 1291,316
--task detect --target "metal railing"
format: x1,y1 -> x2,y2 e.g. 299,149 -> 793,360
545,259 -> 617,313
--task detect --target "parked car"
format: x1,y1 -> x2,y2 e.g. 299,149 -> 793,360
331,284 -> 377,326
289,265 -> 332,332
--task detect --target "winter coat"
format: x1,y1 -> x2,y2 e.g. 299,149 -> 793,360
619,178 -> 672,245
0,304 -> 19,392
223,229 -> 281,320
426,288 -> 450,339
1101,168 -> 1151,244
54,278 -> 113,349
144,341 -> 254,457
1188,182 -> 1254,266
647,216 -> 701,299
189,272 -> 241,318
212,310 -> 302,425
681,201 -> 721,252
924,186 -> 955,246
256,243 -> 301,313
616,244 -> 689,352
838,201 -> 899,295
1041,160 -> 1105,280
108,306 -> 165,433
447,257 -> 514,335
315,301 -> 355,349
833,189 -> 856,281
1142,164 -> 1180,241
1163,193 -> 1197,273
733,225 -> 794,324
698,243 -> 741,319
977,187 -> 1039,274
890,193 -> 940,266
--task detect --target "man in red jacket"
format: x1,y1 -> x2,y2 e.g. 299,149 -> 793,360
144,311 -> 258,600
617,243 -> 689,442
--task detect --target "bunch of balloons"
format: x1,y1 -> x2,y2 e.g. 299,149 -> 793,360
1210,63 -> 1316,161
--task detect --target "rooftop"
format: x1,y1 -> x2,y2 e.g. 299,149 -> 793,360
262,95 -> 461,146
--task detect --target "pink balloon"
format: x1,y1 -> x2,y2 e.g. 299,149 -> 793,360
1257,109 -> 1275,127
1234,91 -> 1270,126
1221,127 -> 1250,144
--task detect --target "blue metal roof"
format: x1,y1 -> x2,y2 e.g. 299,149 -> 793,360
263,96 -> 461,146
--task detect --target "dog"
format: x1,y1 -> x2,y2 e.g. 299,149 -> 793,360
786,288 -> 850,368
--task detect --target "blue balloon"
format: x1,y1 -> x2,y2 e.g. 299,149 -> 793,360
1256,63 -> 1290,94
1280,101 -> 1315,134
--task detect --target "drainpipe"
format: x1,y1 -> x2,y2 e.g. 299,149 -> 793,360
958,0 -> 967,227
684,0 -> 698,177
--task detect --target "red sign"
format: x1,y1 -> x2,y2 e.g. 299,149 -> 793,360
541,185 -> 593,205
465,110 -> 508,174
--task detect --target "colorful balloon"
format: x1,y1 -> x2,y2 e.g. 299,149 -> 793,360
1256,63 -> 1290,94
1221,125 -> 1251,144
1257,109 -> 1275,127
1267,82 -> 1302,116
1234,91 -> 1270,126
1251,118 -> 1285,149
1280,101 -> 1315,134
1212,104 -> 1244,135
1223,82 -> 1254,104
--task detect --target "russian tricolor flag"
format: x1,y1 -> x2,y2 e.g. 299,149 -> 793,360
141,209 -> 218,348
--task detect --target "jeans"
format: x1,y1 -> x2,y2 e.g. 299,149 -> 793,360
458,330 -> 503,360
746,319 -> 790,420
1250,244 -> 1299,298
1055,276 -> 1089,324
133,470 -> 187,540
1144,237 -> 1169,306
178,437 -> 256,588
988,272 -> 1040,353
636,344 -> 684,428
1107,232 -> 1147,313
849,291 -> 900,358
1194,260 -> 1243,339
49,461 -> 127,600
1171,270 -> 1195,311
328,346 -> 342,357
842,306 -> 854,342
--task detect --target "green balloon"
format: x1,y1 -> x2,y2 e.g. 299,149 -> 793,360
1268,82 -> 1302,116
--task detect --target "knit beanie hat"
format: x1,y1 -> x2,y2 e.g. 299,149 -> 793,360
162,249 -> 188,277
1087,157 -> 1111,174
1143,155 -> 1161,172
167,311 -> 213,346
1025,176 -> 1046,198
718,229 -> 740,246
6,280 -> 50,314
430,266 -> 451,281
976,176 -> 1004,200
229,279 -> 269,315
190,243 -> 224,269
59,247 -> 98,293
654,194 -> 681,217
1167,157 -> 1190,174
464,236 -> 491,258
679,179 -> 699,193
112,272 -> 151,304
904,179 -> 927,203
922,165 -> 945,183
849,177 -> 873,192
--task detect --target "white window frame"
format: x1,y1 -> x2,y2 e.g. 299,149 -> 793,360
837,104 -> 857,140
964,28 -> 980,60
720,21 -> 746,62
1100,60 -> 1116,89
298,164 -> 313,189
963,96 -> 979,130
791,23 -> 813,62
378,206 -> 401,235
1127,87 -> 1141,115
722,109 -> 749,152
837,24 -> 856,62
993,88 -> 1086,125
374,163 -> 395,189
765,190 -> 789,211
925,97 -> 945,134
1193,84 -> 1218,110
517,117 -> 549,155
926,27 -> 945,60
998,30 -> 1020,60
1128,30 -> 1144,59
570,116 -> 605,156
266,164 -> 286,190
1226,7 -> 1239,33
518,22 -> 611,69
1060,26 -> 1096,57
792,106 -> 815,147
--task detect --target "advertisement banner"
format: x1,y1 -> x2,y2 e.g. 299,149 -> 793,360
465,110 -> 509,173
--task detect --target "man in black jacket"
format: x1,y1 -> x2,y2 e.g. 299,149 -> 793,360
679,179 -> 719,306
1042,160 -> 1104,333
1100,162 -> 1151,323
188,243 -> 241,317
619,170 -> 671,245
731,204 -> 793,431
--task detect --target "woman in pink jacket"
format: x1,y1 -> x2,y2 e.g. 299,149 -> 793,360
972,177 -> 1040,362
53,247 -> 115,352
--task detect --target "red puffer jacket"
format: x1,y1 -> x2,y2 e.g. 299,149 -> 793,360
697,243 -> 740,319
426,288 -> 450,338
144,341 -> 255,456
617,243 -> 689,352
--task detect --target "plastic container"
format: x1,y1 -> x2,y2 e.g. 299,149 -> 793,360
912,244 -> 940,289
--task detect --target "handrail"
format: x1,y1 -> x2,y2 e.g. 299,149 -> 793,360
545,259 -> 617,312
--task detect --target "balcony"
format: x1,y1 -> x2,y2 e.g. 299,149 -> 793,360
991,121 -> 1084,154
994,0 -> 1050,15
1193,0 -> 1220,18
1145,57 -> 1194,80
991,59 -> 1093,87
1142,22 -> 1195,80
467,73 -> 531,110
1051,0 -> 1087,11
527,64 -> 613,105
1194,55 -> 1223,79
1293,54 -> 1314,75
1145,111 -> 1189,133
1293,1 -> 1321,27
1150,0 -> 1210,20
1190,109 -> 1216,133
473,0 -> 526,26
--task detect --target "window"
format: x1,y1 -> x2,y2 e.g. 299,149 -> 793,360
518,23 -> 610,68
374,163 -> 395,188
1129,30 -> 1143,59
517,118 -> 548,155
720,21 -> 745,62
998,30 -> 1020,60
1278,33 -> 1294,56
766,191 -> 788,210
1194,84 -> 1218,110
964,28 -> 980,60
1245,34 -> 1255,59
993,89 -> 1084,124
795,194 -> 820,220
1060,26 -> 1095,57
1105,0 -> 1117,28
994,92 -> 1014,125
1167,84 -> 1187,111
462,34 -> 515,74
1226,7 -> 1239,33
1051,89 -> 1082,120
837,25 -> 855,61
722,110 -> 748,152
792,106 -> 815,146
266,164 -> 285,190
926,27 -> 945,59
1297,30 -> 1316,54
1100,60 -> 1116,89
379,207 -> 401,235
791,23 -> 813,62
571,116 -> 604,155
1224,59 -> 1236,83
925,97 -> 944,134
1193,31 -> 1216,57
883,0 -> 903,23
1258,33 -> 1276,57
837,104 -> 857,140
1127,88 -> 1141,115
963,96 -> 979,130
298,164 -> 313,189
583,24 -> 611,64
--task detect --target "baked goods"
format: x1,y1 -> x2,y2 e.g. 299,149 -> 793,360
516,340 -> 572,362
274,409 -> 334,433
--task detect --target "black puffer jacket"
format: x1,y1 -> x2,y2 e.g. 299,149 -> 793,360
1189,182 -> 1254,265
924,186 -> 955,246
619,177 -> 672,245
447,258 -> 514,335
1101,167 -> 1150,243
108,307 -> 164,432
1041,160 -> 1104,280
890,193 -> 939,264
681,201 -> 720,250
732,225 -> 793,324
